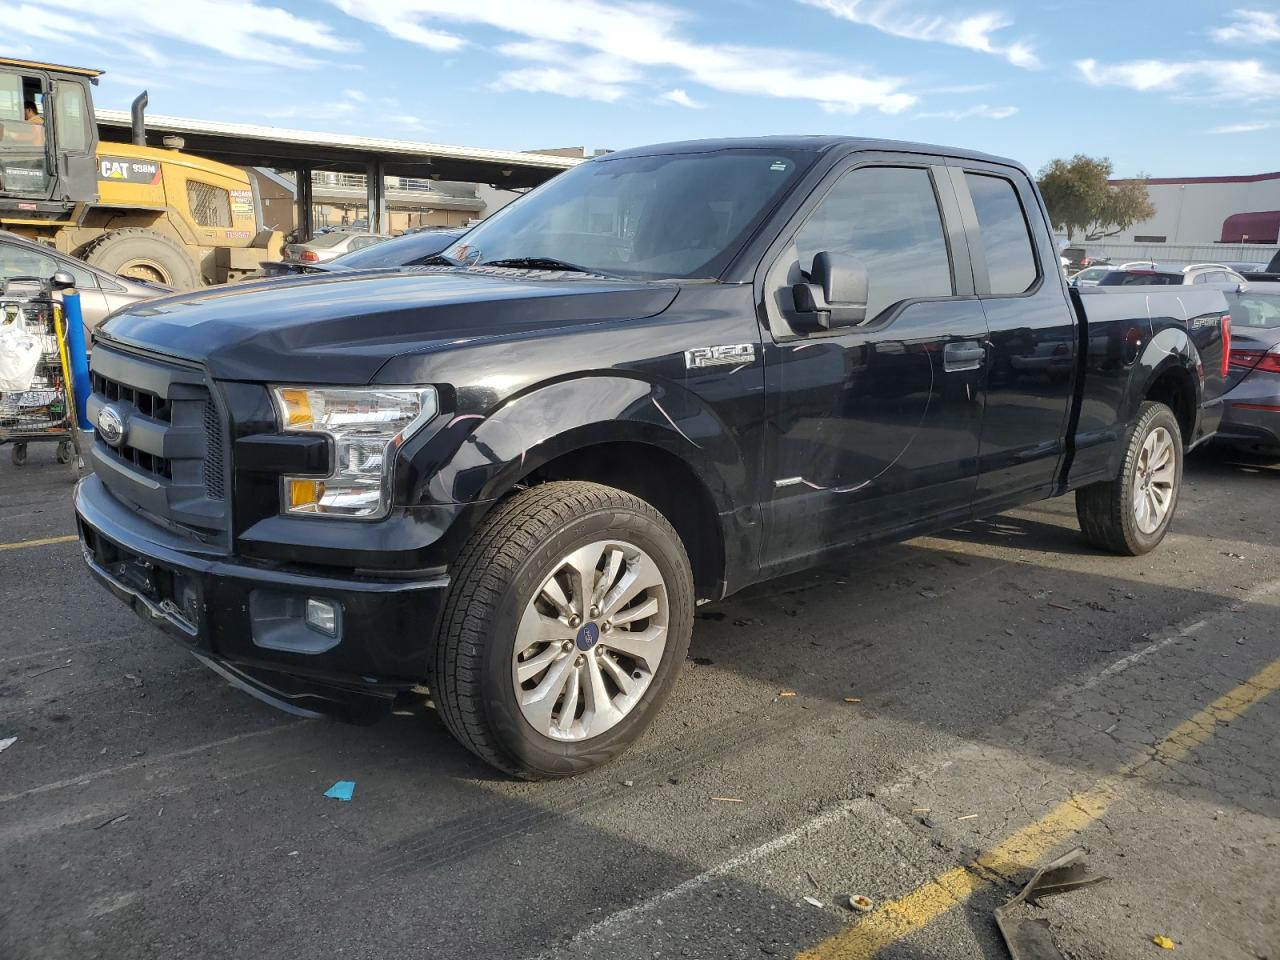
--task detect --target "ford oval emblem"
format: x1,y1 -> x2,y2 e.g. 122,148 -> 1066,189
97,404 -> 126,447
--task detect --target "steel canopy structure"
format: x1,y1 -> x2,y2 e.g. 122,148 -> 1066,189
95,108 -> 579,234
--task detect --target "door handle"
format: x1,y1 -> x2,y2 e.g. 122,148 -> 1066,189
943,341 -> 986,372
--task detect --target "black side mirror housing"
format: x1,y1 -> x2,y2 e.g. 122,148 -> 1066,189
792,251 -> 868,330
50,270 -> 77,290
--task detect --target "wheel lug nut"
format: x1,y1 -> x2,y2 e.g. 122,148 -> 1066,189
574,655 -> 585,666
561,640 -> 574,652
568,615 -> 581,628
589,606 -> 599,618
602,621 -> 612,633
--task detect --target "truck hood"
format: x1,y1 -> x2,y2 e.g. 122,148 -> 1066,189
97,268 -> 680,383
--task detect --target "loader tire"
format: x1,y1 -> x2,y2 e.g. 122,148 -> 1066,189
81,228 -> 200,290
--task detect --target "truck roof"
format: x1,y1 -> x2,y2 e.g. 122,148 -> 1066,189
0,57 -> 103,79
597,135 -> 1024,171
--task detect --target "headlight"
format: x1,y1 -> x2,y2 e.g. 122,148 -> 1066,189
271,386 -> 437,519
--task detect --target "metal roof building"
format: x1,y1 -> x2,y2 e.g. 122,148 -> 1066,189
95,107 -> 579,235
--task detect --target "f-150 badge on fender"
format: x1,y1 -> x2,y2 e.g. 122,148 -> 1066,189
685,344 -> 756,369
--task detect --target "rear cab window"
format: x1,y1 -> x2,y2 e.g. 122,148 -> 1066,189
964,173 -> 1038,295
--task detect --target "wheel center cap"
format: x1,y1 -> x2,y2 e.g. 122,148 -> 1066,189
576,622 -> 601,651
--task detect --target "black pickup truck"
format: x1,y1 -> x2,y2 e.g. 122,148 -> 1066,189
75,137 -> 1231,778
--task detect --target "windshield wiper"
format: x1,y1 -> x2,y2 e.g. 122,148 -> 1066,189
479,256 -> 597,274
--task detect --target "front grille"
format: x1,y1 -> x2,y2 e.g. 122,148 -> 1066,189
202,400 -> 225,501
92,371 -> 171,422
87,345 -> 230,540
92,370 -> 172,480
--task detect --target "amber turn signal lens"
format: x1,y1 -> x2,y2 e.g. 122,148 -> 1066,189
277,388 -> 313,428
288,479 -> 324,509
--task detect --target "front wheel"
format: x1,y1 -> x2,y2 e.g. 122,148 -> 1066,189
1076,401 -> 1183,555
431,481 -> 694,779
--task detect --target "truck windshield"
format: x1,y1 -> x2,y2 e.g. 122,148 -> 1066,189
445,148 -> 815,281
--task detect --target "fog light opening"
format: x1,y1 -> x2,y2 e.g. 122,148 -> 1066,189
305,598 -> 340,637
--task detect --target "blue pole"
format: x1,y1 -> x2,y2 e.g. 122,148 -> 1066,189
62,290 -> 92,431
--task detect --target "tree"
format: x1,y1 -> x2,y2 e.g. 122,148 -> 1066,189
1037,155 -> 1155,242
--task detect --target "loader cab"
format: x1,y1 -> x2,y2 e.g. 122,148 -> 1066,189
0,58 -> 99,223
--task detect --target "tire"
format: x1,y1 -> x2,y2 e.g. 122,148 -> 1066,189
81,228 -> 200,290
56,439 -> 72,464
431,481 -> 694,779
1076,401 -> 1183,556
11,442 -> 27,467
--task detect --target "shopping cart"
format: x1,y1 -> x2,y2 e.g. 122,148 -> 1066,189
0,278 -> 75,467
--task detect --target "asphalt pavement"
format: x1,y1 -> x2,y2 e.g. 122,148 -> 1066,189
1,442 -> 1277,960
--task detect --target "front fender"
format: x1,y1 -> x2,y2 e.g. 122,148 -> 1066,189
414,375 -> 750,515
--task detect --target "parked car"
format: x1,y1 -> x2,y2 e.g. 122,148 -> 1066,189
1219,282 -> 1280,456
1069,265 -> 1114,287
1062,246 -> 1093,271
260,228 -> 467,278
283,231 -> 389,264
1098,263 -> 1246,286
76,136 -> 1231,778
0,229 -> 168,339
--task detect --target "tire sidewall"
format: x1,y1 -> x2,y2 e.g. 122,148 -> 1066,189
479,503 -> 693,777
85,231 -> 199,289
1121,405 -> 1183,552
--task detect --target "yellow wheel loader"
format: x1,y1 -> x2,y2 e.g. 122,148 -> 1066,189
0,57 -> 282,289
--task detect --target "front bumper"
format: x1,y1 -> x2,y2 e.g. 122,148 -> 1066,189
75,474 -> 451,723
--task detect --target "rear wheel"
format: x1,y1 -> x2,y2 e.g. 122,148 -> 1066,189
431,481 -> 694,779
1076,401 -> 1183,555
10,442 -> 27,467
81,228 -> 200,290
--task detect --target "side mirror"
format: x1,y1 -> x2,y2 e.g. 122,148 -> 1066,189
792,251 -> 868,330
50,271 -> 76,290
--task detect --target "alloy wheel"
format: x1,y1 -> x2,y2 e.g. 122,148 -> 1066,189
512,539 -> 669,741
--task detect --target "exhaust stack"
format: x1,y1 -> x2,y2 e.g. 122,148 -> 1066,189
130,91 -> 148,146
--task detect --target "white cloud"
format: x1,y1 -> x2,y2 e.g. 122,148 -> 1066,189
659,88 -> 704,108
916,103 -> 1018,120
1212,8 -> 1280,44
799,0 -> 1039,68
329,0 -> 917,114
1212,120 -> 1275,133
328,0 -> 465,51
4,0 -> 355,68
1076,57 -> 1280,100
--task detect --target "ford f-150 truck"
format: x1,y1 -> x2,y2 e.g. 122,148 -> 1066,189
75,137 -> 1231,778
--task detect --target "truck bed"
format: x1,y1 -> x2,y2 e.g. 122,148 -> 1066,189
1065,285 -> 1230,488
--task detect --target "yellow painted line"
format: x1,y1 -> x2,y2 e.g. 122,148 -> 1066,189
0,534 -> 78,552
796,655 -> 1280,960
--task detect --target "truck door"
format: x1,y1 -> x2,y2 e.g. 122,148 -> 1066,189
947,164 -> 1076,509
757,157 -> 989,569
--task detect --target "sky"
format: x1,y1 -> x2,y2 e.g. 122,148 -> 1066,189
6,0 -> 1280,177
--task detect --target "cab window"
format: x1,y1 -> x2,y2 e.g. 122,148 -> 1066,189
964,173 -> 1038,295
0,72 -> 49,196
52,81 -> 91,154
793,166 -> 953,323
